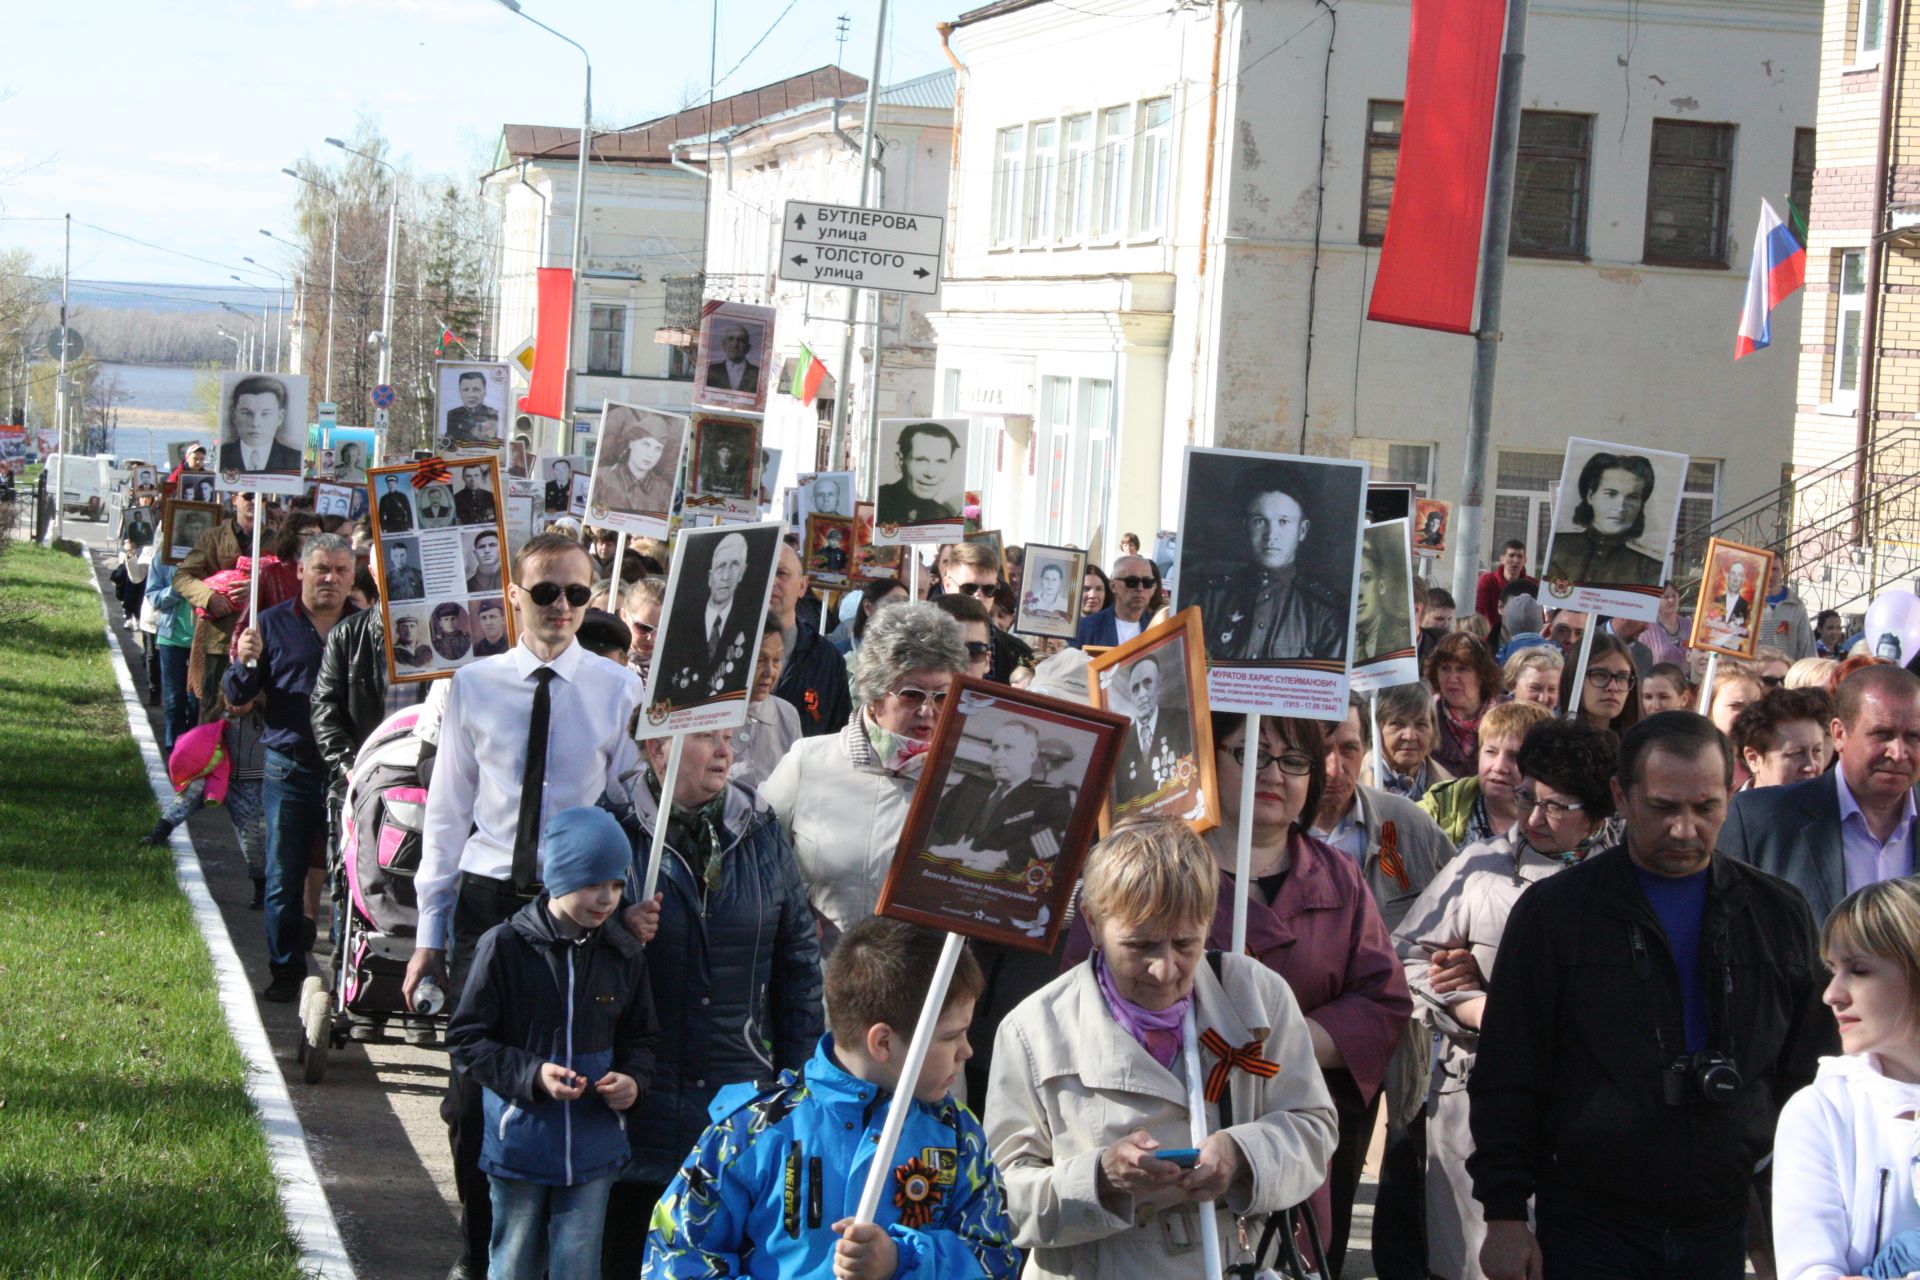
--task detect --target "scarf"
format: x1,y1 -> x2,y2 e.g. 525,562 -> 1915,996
1093,952 -> 1188,1069
643,766 -> 728,894
862,711 -> 933,778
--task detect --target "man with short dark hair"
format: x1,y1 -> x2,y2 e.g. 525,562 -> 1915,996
942,540 -> 1030,682
876,422 -> 961,524
1469,711 -> 1834,1280
1187,479 -> 1346,662
1475,540 -> 1538,635
218,375 -> 302,474
377,474 -> 413,533
453,464 -> 495,525
443,370 -> 499,445
768,542 -> 851,737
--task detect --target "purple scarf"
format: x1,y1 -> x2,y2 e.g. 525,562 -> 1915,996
1093,952 -> 1190,1069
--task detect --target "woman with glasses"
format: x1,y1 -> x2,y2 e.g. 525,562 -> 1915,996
1731,686 -> 1834,790
761,601 -> 969,956
1754,644 -> 1794,689
1064,713 -> 1412,1273
1393,720 -> 1617,1280
1556,631 -> 1642,736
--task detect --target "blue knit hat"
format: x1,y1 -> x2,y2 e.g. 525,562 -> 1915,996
542,807 -> 631,899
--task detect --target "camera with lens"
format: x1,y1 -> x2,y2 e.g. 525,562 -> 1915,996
1661,1052 -> 1742,1106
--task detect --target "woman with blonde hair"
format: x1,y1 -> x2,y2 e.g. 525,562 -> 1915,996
988,818 -> 1337,1279
1419,699 -> 1555,846
1785,655 -> 1839,691
1503,647 -> 1564,709
1774,877 -> 1920,1280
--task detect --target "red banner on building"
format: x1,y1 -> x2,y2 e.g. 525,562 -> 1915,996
524,267 -> 573,420
1365,0 -> 1507,335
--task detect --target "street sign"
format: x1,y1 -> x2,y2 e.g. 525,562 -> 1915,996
46,326 -> 84,361
317,402 -> 339,429
374,407 -> 391,432
507,337 -> 536,378
371,384 -> 396,409
778,201 -> 945,297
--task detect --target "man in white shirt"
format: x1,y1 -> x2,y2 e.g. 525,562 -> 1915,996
403,530 -> 645,1277
705,323 -> 759,393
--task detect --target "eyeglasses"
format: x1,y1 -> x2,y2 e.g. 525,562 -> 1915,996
1585,669 -> 1636,690
964,641 -> 992,658
890,686 -> 950,711
1760,675 -> 1785,688
631,620 -> 656,637
1114,576 -> 1158,590
525,582 -> 593,608
1220,746 -> 1316,776
1514,787 -> 1585,818
950,582 -> 995,598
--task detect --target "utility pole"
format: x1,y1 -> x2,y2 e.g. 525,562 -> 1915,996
51,213 -> 69,545
828,0 -> 891,490
1449,0 -> 1530,610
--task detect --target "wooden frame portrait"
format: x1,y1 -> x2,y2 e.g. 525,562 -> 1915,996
368,456 -> 517,684
852,501 -> 902,581
1413,498 -> 1450,556
685,412 -> 763,518
1014,542 -> 1087,641
878,677 -> 1128,952
804,514 -> 855,587
1086,608 -> 1218,836
1689,537 -> 1775,659
964,527 -> 1003,568
160,499 -> 223,566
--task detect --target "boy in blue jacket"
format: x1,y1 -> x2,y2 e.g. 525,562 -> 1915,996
447,807 -> 658,1280
643,917 -> 1018,1279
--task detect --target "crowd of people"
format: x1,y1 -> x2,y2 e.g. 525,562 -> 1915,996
112,483 -> 1920,1280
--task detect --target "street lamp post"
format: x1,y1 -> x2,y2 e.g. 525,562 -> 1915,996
243,257 -> 289,372
219,302 -> 261,370
259,231 -> 309,377
229,278 -> 275,372
215,329 -> 243,371
280,171 -> 343,402
326,138 -> 400,392
492,0 -> 591,440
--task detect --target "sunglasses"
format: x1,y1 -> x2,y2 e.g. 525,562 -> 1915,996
964,641 -> 992,658
525,582 -> 592,608
950,582 -> 995,598
890,686 -> 950,711
1114,576 -> 1157,590
1760,675 -> 1785,688
631,620 -> 656,637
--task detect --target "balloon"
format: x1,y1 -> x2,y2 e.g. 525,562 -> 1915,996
1862,589 -> 1920,665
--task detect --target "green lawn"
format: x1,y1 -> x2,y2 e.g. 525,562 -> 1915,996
0,542 -> 305,1278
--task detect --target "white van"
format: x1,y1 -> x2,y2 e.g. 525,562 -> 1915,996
58,455 -> 118,520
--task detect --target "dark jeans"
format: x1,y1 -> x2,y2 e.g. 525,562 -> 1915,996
1536,1194 -> 1747,1280
157,642 -> 196,753
443,873 -> 534,1276
600,1180 -> 669,1280
1325,1085 -> 1380,1279
143,632 -> 160,703
262,749 -> 327,976
1371,1112 -> 1429,1280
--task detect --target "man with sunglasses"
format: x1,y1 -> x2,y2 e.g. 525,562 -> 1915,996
1073,554 -> 1159,649
767,542 -> 851,738
406,531 -> 645,1279
942,539 -> 1032,682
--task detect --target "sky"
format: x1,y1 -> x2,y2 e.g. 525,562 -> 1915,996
2,0 -> 959,291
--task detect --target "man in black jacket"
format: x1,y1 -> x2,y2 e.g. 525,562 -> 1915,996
312,606 -> 424,790
767,541 -> 851,738
1468,711 -> 1834,1280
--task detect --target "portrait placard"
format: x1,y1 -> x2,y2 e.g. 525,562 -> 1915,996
175,470 -> 217,504
433,361 -> 511,456
305,425 -> 377,485
213,371 -> 310,495
368,457 -> 516,684
878,678 -> 1127,952
852,501 -> 901,581
166,439 -> 210,471
798,470 -> 855,522
691,300 -> 775,414
161,499 -> 222,566
313,482 -> 355,519
1365,483 -> 1416,526
1173,446 -> 1368,721
1350,518 -> 1420,694
537,454 -> 591,515
684,412 -> 762,518
1539,436 -> 1689,623
131,465 -> 157,494
1086,608 -> 1218,836
504,477 -> 541,556
569,471 -> 591,518
758,447 -> 782,513
1688,537 -> 1775,659
872,419 -> 970,545
804,514 -> 855,587
119,503 -> 156,548
1152,529 -> 1180,597
1413,497 -> 1450,558
586,402 -> 687,537
1015,543 -> 1087,641
639,519 -> 783,736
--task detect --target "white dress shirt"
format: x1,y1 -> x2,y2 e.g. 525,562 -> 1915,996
416,638 -> 643,950
724,359 -> 748,389
1835,766 -> 1917,895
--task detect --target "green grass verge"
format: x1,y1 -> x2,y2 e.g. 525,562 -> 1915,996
0,542 -> 306,1279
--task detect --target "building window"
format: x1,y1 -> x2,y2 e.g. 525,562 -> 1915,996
587,304 -> 625,376
1860,0 -> 1887,59
1025,120 -> 1059,245
992,127 -> 1024,247
1361,101 -> 1403,246
666,345 -> 694,381
1791,128 -> 1816,231
1059,113 -> 1094,242
1670,459 -> 1722,586
1133,96 -> 1173,237
1512,111 -> 1592,257
1350,439 -> 1434,494
1834,248 -> 1867,404
1095,105 -> 1134,240
1492,449 -> 1563,568
1644,120 -> 1736,267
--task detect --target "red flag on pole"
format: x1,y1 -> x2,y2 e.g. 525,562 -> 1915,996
1365,0 -> 1508,335
525,267 -> 573,420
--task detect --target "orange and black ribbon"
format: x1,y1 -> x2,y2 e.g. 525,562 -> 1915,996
1377,820 -> 1410,892
1199,1027 -> 1282,1103
892,1156 -> 943,1229
411,457 -> 452,489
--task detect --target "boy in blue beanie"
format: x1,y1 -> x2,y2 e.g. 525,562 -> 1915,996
447,806 -> 658,1280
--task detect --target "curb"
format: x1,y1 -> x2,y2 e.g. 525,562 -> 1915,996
88,554 -> 358,1280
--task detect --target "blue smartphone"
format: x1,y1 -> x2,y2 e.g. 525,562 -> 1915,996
1157,1147 -> 1201,1168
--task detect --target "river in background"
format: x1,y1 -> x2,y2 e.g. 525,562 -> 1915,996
98,362 -> 211,462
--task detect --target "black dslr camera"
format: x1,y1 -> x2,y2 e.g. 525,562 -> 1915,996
1662,1052 -> 1743,1106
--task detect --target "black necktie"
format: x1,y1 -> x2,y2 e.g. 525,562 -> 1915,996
512,667 -> 558,895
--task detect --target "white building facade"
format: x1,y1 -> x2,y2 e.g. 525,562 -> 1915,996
934,0 -> 1818,578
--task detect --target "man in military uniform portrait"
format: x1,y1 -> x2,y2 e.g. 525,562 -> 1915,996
656,530 -> 764,704
465,529 -> 502,594
471,597 -> 509,657
430,602 -> 473,662
1542,451 -> 1666,587
442,371 -> 500,447
1188,475 -> 1349,664
931,718 -> 1074,873
1111,652 -> 1194,815
697,422 -> 754,499
392,612 -> 431,669
591,408 -> 677,517
386,539 -> 425,602
1354,522 -> 1413,665
453,465 -> 496,525
544,458 -> 575,514
876,422 -> 963,526
377,475 -> 413,533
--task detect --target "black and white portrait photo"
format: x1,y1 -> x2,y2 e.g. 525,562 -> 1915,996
131,465 -> 157,493
540,454 -> 590,515
1541,438 -> 1688,592
417,482 -> 457,529
873,418 -> 970,540
688,414 -> 761,512
376,474 -> 414,533
924,704 -> 1082,876
470,596 -> 510,657
176,471 -> 216,504
691,300 -> 774,413
214,371 -> 309,495
391,610 -> 432,671
162,500 -> 221,566
384,536 -> 426,603
429,602 -> 473,664
462,526 -> 503,594
587,402 -> 686,535
313,483 -> 354,519
569,471 -> 591,518
452,463 -> 497,525
1014,543 -> 1087,641
800,470 -> 855,521
642,520 -> 783,735
1354,519 -> 1416,668
1087,610 -> 1217,834
434,361 -> 509,454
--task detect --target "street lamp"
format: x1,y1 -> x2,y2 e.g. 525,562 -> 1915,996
219,301 -> 260,370
325,137 -> 399,393
281,169 -> 343,402
215,328 -> 243,371
229,277 -> 274,372
258,231 -> 311,385
243,257 -> 288,372
490,0 -> 592,439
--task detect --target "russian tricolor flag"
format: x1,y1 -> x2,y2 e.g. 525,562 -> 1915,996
1735,199 -> 1806,359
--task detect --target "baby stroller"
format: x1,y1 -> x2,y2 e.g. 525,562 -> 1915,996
296,705 -> 441,1082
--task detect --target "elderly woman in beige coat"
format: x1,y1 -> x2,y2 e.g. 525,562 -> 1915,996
986,819 -> 1337,1278
1390,720 -> 1616,1280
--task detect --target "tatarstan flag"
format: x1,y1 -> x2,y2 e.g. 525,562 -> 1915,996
790,343 -> 826,405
